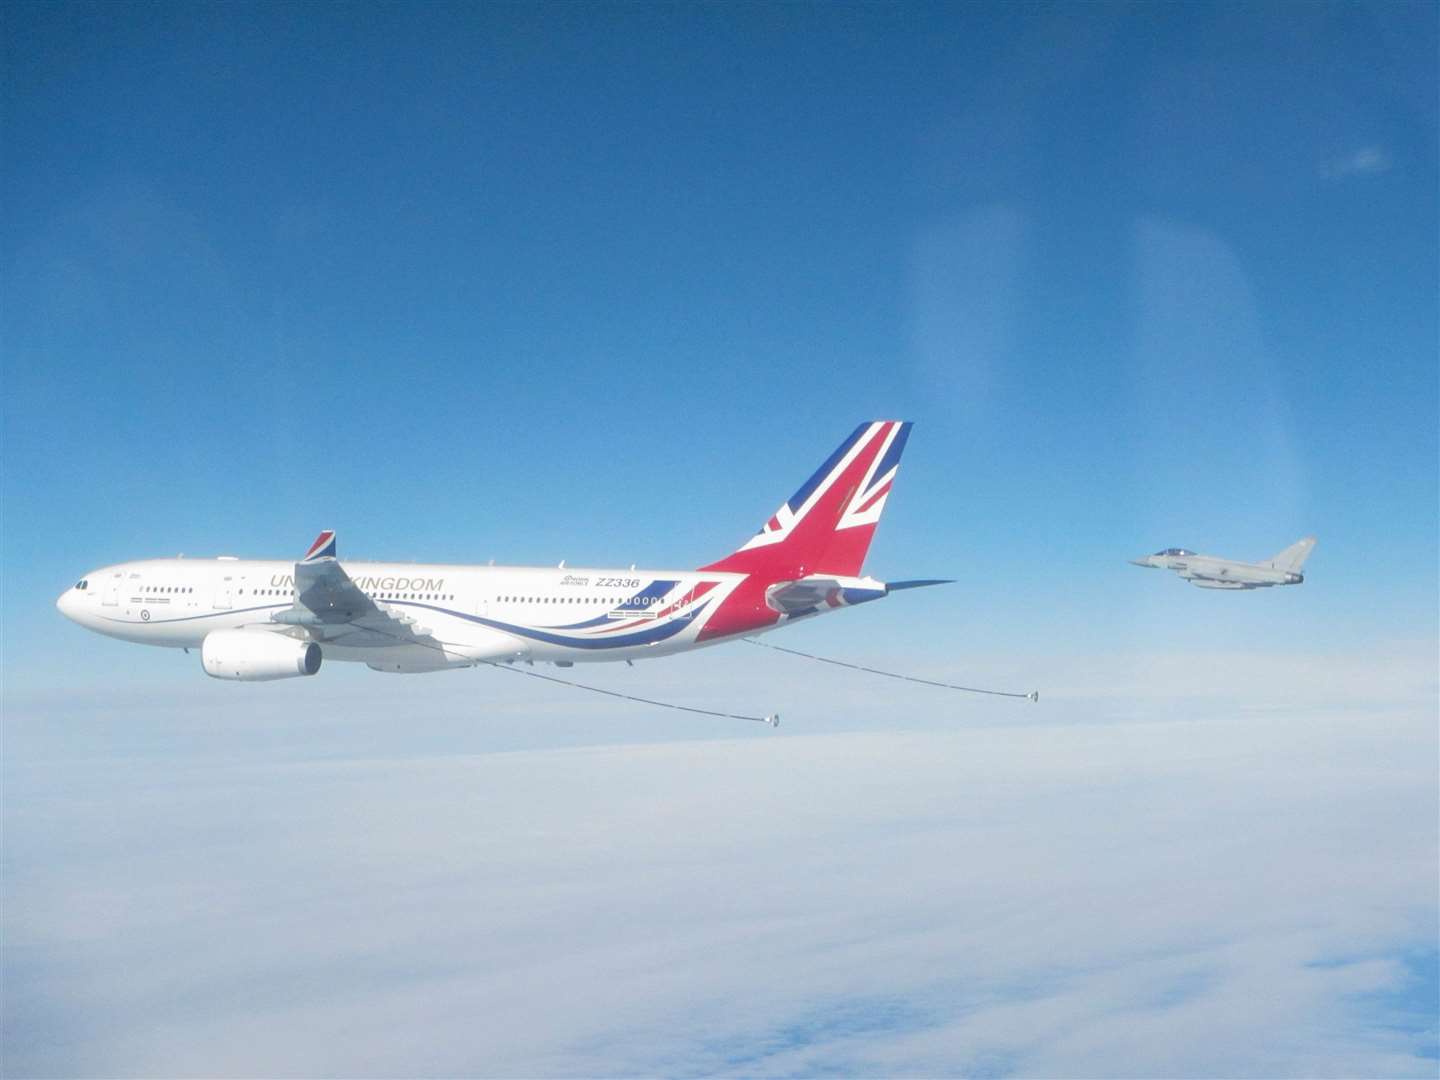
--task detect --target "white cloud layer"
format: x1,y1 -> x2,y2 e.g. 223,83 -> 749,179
4,672 -> 1436,1077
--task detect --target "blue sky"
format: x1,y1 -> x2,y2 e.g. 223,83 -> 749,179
3,1 -> 1436,683
2,3 -> 1436,1076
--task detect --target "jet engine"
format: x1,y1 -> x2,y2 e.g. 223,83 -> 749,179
201,629 -> 322,681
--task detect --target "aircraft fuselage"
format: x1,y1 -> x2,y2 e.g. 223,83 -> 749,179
56,556 -> 888,671
1128,540 -> 1315,590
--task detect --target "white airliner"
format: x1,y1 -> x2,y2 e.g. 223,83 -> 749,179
58,421 -> 948,683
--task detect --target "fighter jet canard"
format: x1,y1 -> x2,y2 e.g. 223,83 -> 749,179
1129,537 -> 1317,590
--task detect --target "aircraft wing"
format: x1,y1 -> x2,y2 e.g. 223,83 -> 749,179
1178,564 -> 1232,582
273,530 -> 445,649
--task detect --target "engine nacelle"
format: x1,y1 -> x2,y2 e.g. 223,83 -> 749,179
202,629 -> 322,681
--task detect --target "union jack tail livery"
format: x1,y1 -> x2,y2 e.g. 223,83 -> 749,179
702,420 -> 912,579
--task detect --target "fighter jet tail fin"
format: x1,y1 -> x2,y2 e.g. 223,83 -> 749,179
1267,536 -> 1317,572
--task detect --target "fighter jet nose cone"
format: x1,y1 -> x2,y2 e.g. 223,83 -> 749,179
1128,558 -> 1150,567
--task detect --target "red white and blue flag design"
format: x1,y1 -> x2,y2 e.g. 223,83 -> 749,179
697,420 -> 912,639
704,420 -> 911,577
302,530 -> 337,562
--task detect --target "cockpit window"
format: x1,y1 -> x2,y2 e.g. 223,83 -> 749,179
75,579 -> 88,590
1154,549 -> 1195,557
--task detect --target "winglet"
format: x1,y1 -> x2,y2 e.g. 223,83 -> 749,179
303,530 -> 337,562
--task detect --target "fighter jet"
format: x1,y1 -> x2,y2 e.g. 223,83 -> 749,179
1129,537 -> 1316,590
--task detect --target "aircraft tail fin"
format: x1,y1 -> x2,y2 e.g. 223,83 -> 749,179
701,421 -> 912,579
1267,536 -> 1317,572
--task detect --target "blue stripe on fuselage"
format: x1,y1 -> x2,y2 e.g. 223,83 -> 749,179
549,579 -> 680,629
98,593 -> 710,652
454,599 -> 711,650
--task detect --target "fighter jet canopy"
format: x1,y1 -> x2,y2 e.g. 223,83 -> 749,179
1154,548 -> 1196,556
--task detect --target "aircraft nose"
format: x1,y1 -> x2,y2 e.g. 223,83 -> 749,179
1128,557 -> 1151,567
56,588 -> 75,620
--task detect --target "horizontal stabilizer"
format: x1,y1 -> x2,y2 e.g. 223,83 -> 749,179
765,575 -> 887,615
886,579 -> 954,591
